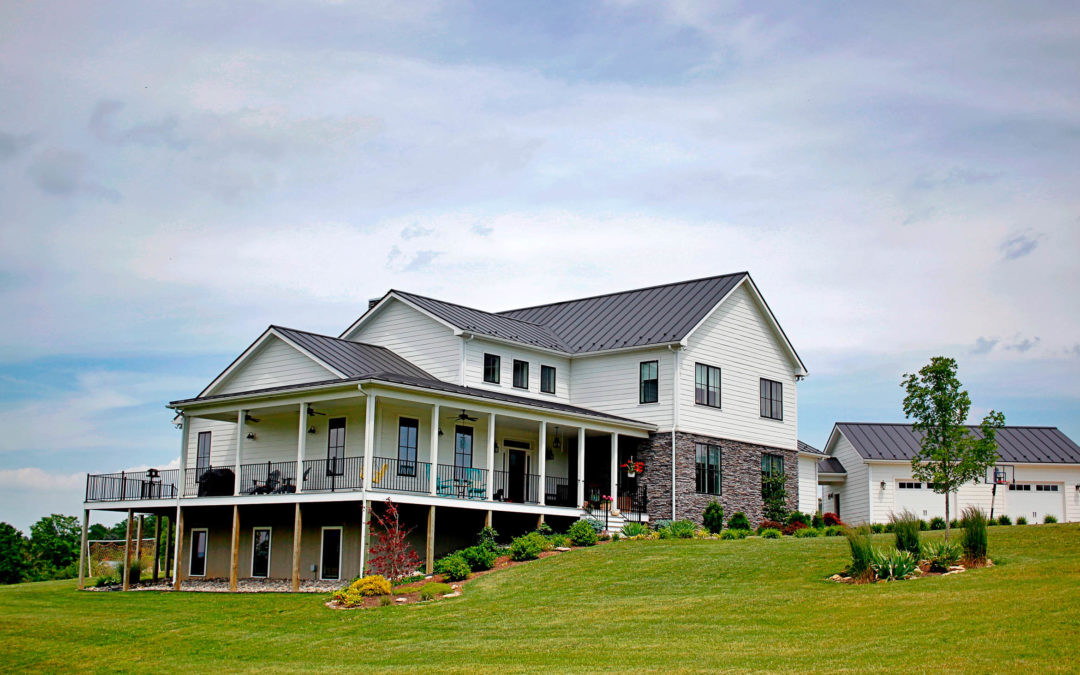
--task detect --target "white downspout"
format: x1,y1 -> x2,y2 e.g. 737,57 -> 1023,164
668,345 -> 680,518
459,334 -> 475,385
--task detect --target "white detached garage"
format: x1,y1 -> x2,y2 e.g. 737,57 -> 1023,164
817,423 -> 1080,525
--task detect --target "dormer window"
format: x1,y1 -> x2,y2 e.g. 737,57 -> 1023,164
483,354 -> 500,384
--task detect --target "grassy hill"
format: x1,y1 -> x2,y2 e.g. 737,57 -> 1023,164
1,523 -> 1078,672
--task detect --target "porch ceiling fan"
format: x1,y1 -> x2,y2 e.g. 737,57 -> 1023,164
307,406 -> 326,416
455,409 -> 478,422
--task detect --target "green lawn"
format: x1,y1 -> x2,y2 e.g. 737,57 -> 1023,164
2,524 -> 1078,673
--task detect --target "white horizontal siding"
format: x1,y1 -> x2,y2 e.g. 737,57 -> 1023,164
678,283 -> 798,450
213,336 -> 337,395
464,338 -> 571,403
185,417 -> 238,468
346,298 -> 460,383
797,455 -> 818,514
824,433 -> 870,524
569,348 -> 674,428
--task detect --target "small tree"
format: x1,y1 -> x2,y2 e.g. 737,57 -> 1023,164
367,499 -> 420,581
761,474 -> 789,523
0,523 -> 28,584
902,357 -> 1005,542
702,500 -> 725,534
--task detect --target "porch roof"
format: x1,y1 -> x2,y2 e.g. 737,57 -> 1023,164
170,372 -> 655,429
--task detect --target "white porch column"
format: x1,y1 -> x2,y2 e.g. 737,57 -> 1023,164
295,403 -> 308,493
538,421 -> 547,505
610,432 -> 619,508
429,404 -> 439,495
486,413 -> 495,501
177,412 -> 190,497
577,427 -> 586,508
363,392 -> 376,489
233,409 -> 246,495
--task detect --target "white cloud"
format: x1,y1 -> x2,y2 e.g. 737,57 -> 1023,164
0,467 -> 84,491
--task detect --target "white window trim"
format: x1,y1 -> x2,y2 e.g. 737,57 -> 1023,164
250,527 -> 272,578
319,526 -> 344,581
188,528 -> 209,577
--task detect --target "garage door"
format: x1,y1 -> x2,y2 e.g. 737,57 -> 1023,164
894,481 -> 953,520
1005,483 -> 1064,523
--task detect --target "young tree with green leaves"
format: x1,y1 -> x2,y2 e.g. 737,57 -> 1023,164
0,523 -> 29,584
902,357 -> 1005,542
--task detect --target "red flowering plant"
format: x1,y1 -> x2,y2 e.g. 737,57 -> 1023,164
367,498 -> 420,581
620,460 -> 645,475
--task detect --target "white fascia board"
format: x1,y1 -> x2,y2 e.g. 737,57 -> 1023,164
198,327 -> 344,398
171,382 -> 365,415
823,425 -> 843,456
339,293 -> 463,341
570,341 -> 681,359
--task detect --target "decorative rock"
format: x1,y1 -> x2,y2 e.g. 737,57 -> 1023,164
555,546 -> 571,552
395,597 -> 407,604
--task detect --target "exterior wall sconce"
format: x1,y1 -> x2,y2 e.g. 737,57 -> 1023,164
308,426 -> 317,434
246,432 -> 256,440
438,427 -> 444,436
880,481 -> 886,490
1075,484 -> 1080,492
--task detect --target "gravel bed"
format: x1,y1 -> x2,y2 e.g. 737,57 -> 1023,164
85,578 -> 342,593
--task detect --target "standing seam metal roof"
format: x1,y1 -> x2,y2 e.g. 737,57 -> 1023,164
392,291 -> 568,351
836,423 -> 1080,464
798,440 -> 824,455
272,326 -> 435,380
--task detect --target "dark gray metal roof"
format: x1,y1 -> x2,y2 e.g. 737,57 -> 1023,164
836,423 -> 1080,465
818,457 -> 846,474
798,440 -> 824,455
393,291 -> 568,351
272,326 -> 434,380
499,273 -> 747,353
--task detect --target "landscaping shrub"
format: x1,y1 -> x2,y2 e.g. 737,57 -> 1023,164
793,527 -> 820,538
659,520 -> 697,539
823,512 -> 844,527
870,523 -> 885,534
611,532 -> 620,541
949,519 -> 959,529
922,540 -> 962,573
1016,516 -> 1028,525
997,515 -> 1012,526
786,511 -> 810,527
584,517 -> 606,534
703,500 -> 725,534
568,519 -> 599,546
529,531 -> 555,552
961,506 -> 989,565
93,573 -> 118,587
127,560 -> 143,585
929,517 -> 946,530
621,522 -> 650,538
368,498 -> 421,582
379,595 -> 393,607
351,574 -> 392,597
727,512 -> 751,531
461,545 -> 496,571
870,548 -> 918,581
759,528 -> 781,539
755,520 -> 784,535
720,529 -> 749,540
782,522 -> 808,536
535,522 -> 553,536
883,522 -> 894,533
598,532 -> 611,541
477,526 -> 499,552
547,534 -> 571,549
762,473 -> 789,523
890,509 -> 921,556
824,525 -> 845,537
845,526 -> 875,581
1044,514 -> 1058,524
393,573 -> 424,587
439,554 -> 472,581
811,512 -> 824,529
420,582 -> 452,601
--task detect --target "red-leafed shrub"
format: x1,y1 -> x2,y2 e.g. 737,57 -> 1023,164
782,521 -> 808,536
368,498 -> 421,581
756,520 -> 784,534
823,512 -> 846,527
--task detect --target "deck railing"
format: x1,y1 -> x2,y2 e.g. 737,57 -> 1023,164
368,457 -> 431,493
302,456 -> 364,492
493,471 -> 540,504
238,460 -> 299,495
85,469 -> 179,502
183,465 -> 237,497
436,464 -> 488,500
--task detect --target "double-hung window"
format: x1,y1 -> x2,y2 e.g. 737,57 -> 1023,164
397,417 -> 419,477
540,365 -> 556,394
326,418 -> 346,476
695,443 -> 721,495
695,363 -> 721,408
483,353 -> 500,384
762,453 -> 784,478
760,378 -> 783,420
513,360 -> 529,389
639,361 -> 659,404
195,431 -> 211,480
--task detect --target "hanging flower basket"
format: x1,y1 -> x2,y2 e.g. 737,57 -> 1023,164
620,460 -> 644,478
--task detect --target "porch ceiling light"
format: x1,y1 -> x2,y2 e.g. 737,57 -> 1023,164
246,432 -> 256,440
308,426 -> 317,435
551,426 -> 562,451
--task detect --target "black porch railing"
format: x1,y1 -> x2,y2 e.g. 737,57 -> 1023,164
368,457 -> 431,493
302,456 -> 364,493
238,461 -> 299,495
544,475 -> 574,507
184,465 -> 237,497
436,464 -> 488,500
493,471 -> 540,504
85,469 -> 179,502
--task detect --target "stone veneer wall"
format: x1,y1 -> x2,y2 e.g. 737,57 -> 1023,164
637,431 -> 798,527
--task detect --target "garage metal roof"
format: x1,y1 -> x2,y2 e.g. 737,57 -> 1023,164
836,423 -> 1080,464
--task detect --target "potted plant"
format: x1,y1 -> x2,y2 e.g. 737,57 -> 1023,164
600,494 -> 614,511
620,459 -> 644,478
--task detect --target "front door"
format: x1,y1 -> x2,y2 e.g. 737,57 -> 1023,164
508,450 -> 526,502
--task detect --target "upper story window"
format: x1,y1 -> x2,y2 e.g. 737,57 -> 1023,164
196,431 -> 211,475
513,359 -> 529,389
540,365 -> 556,394
761,453 -> 784,478
760,378 -> 783,420
695,363 -> 721,408
327,418 -> 346,475
695,443 -> 721,495
639,360 -> 659,404
397,417 -> 419,476
483,354 -> 500,384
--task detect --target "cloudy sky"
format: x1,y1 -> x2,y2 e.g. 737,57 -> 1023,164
1,1 -> 1078,530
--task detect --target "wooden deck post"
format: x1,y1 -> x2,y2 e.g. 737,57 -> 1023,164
537,514 -> 545,529
135,515 -> 144,561
577,427 -> 586,508
165,515 -> 174,583
229,505 -> 240,592
152,515 -> 161,582
122,509 -> 133,591
78,509 -> 89,590
291,503 -> 302,592
173,507 -> 184,591
425,505 -> 436,575
359,499 -> 370,576
485,509 -> 492,529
